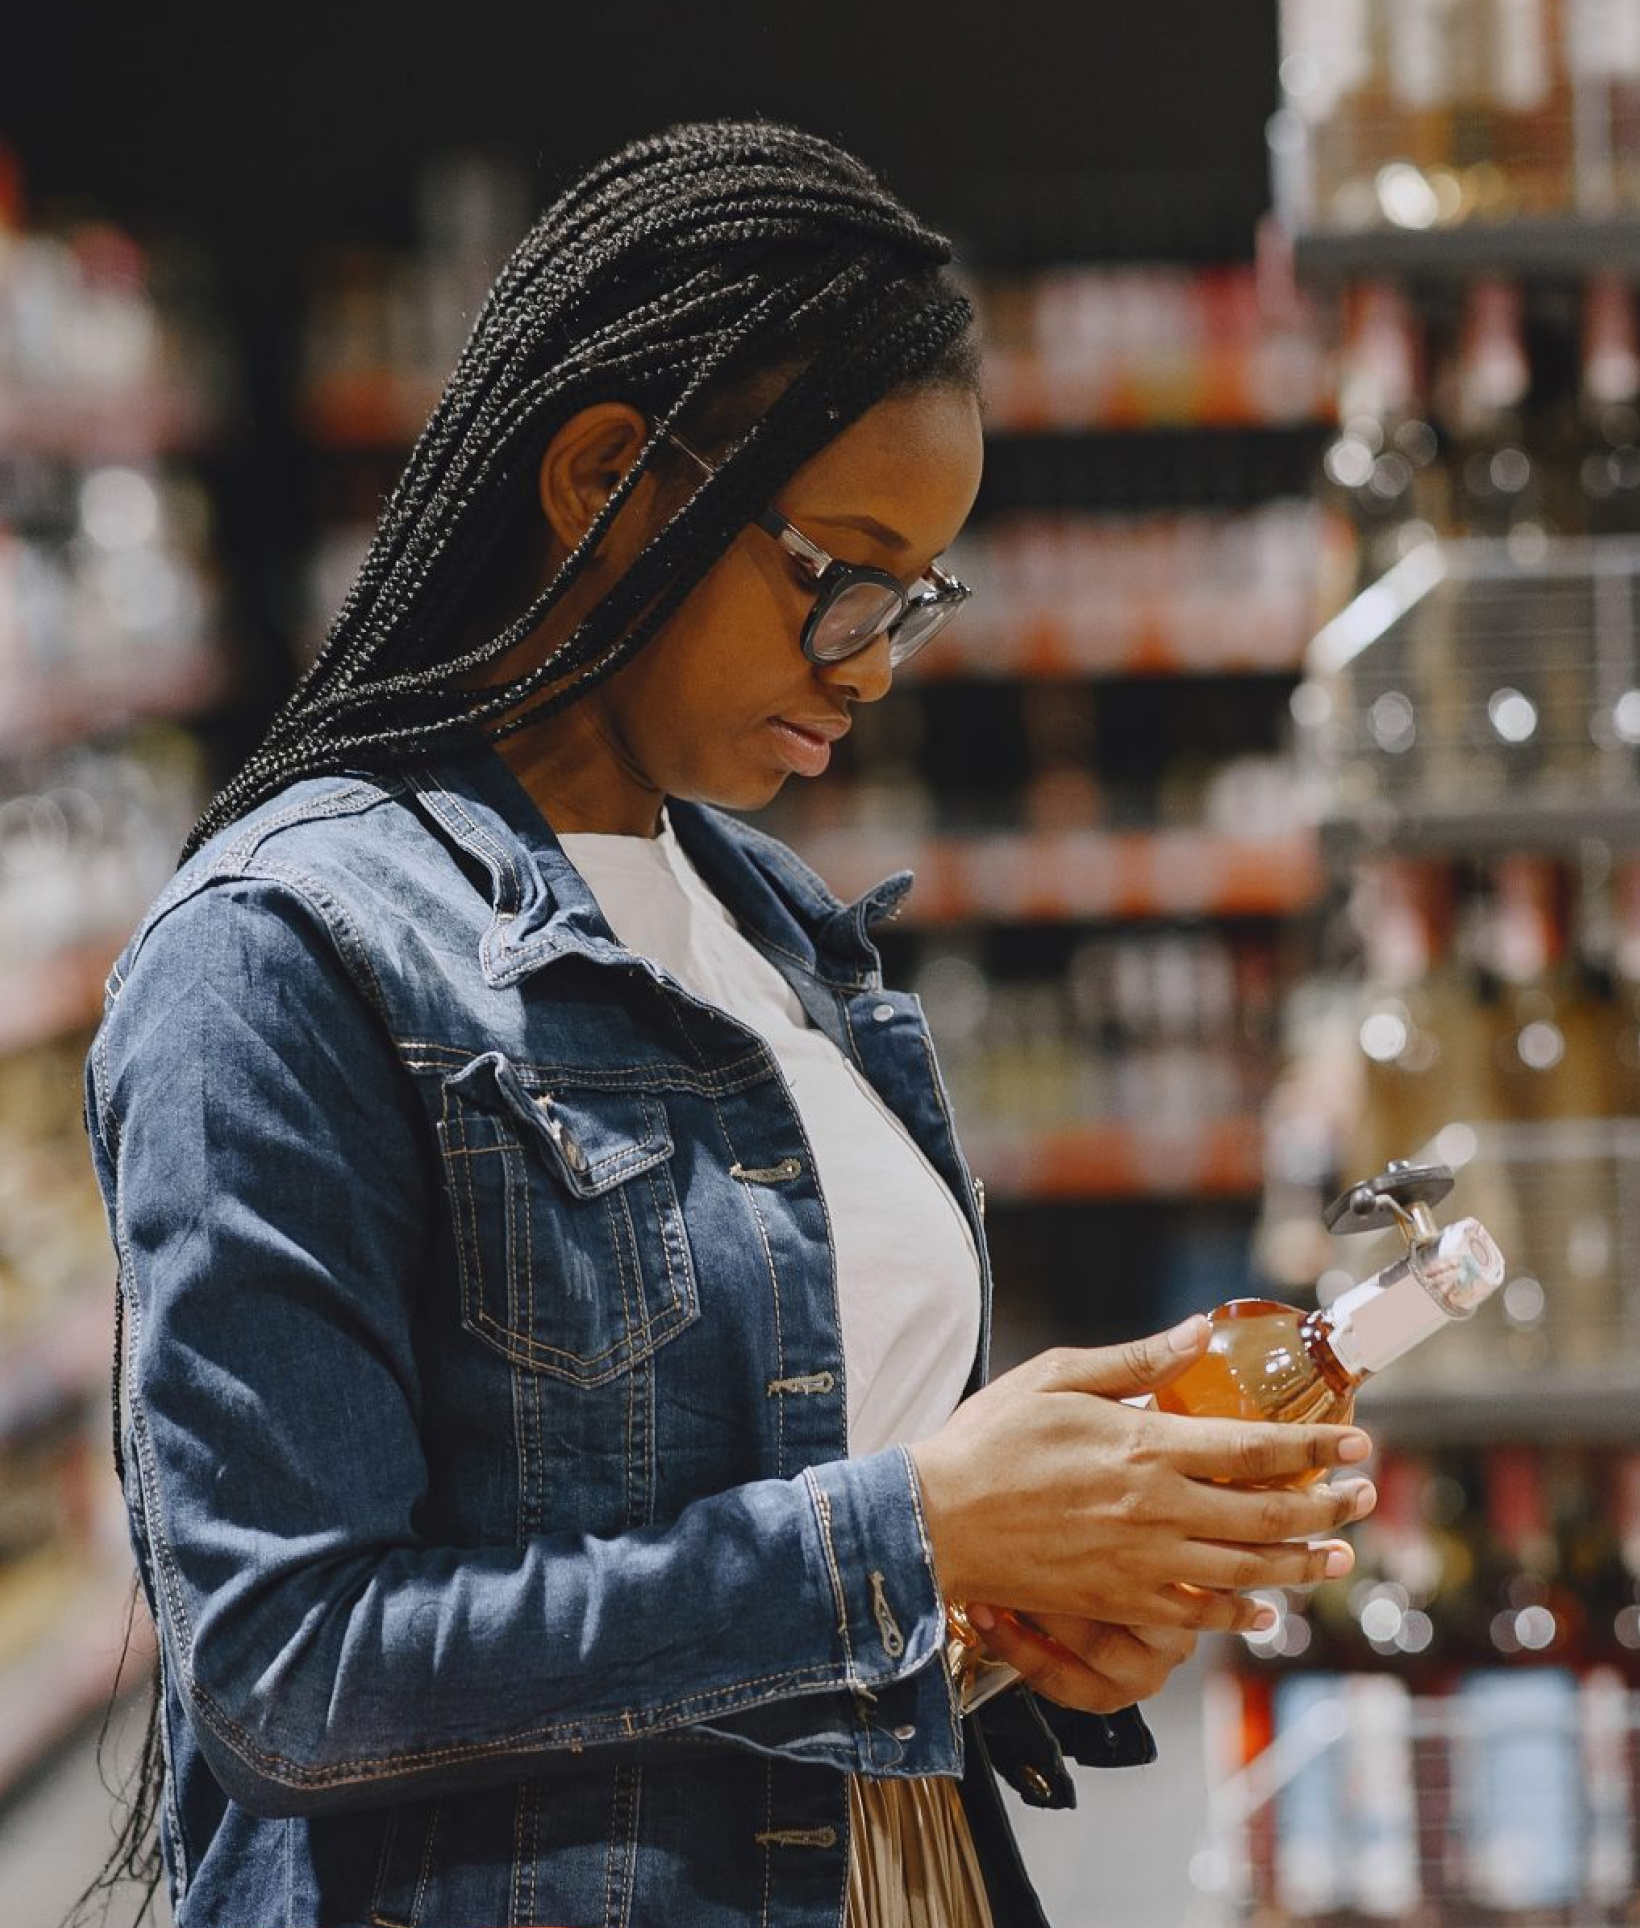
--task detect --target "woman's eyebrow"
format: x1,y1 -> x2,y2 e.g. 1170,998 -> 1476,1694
804,511 -> 910,553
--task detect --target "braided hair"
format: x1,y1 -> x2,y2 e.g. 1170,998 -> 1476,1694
182,119 -> 978,860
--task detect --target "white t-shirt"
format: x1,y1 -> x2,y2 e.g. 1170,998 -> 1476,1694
557,813 -> 981,1456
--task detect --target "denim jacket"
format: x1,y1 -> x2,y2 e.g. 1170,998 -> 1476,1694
84,747 -> 1154,1928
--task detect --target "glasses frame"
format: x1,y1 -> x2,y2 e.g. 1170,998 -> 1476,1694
660,429 -> 971,668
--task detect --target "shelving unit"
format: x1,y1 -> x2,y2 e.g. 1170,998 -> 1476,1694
1200,10 -> 1640,1920
0,182 -> 231,1802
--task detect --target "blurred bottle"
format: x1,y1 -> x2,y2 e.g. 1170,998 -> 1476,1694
1349,862 -> 1486,1181
1445,279 -> 1540,536
1455,1446 -> 1585,1921
1569,274 -> 1640,535
1610,857 -> 1640,1115
1478,857 -> 1614,1362
1566,0 -> 1640,210
1325,282 -> 1445,586
1485,0 -> 1571,215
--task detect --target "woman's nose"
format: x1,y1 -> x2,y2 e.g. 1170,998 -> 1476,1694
817,630 -> 894,704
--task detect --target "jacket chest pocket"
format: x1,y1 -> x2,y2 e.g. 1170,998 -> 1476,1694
437,1051 -> 699,1385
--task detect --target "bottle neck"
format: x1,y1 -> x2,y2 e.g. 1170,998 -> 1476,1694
1301,1306 -> 1367,1395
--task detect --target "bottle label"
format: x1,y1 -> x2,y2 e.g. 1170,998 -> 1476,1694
1388,0 -> 1450,107
1329,1264 -> 1452,1375
1570,0 -> 1640,79
1457,1670 -> 1582,1909
1328,1220 -> 1505,1376
1492,0 -> 1552,109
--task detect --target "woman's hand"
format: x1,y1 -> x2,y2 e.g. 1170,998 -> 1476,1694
908,1316 -> 1375,1640
963,1606 -> 1199,1717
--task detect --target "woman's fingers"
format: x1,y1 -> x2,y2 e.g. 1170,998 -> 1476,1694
1184,1474 -> 1378,1547
1153,1410 -> 1374,1485
972,1610 -> 1196,1715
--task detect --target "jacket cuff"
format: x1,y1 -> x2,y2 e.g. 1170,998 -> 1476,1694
801,1446 -> 963,1776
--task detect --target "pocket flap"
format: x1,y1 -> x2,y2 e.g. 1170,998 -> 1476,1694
443,1052 -> 674,1198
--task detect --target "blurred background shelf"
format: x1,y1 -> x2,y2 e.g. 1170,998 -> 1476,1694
1293,213 -> 1640,285
0,941 -> 120,1057
0,646 -> 235,758
0,1290 -> 111,1448
0,1553 -> 149,1805
0,388 -> 220,461
962,1116 -> 1264,1201
802,827 -> 1324,925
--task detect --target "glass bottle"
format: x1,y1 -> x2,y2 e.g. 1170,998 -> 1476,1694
1150,1216 -> 1505,1457
948,1192 -> 1505,1713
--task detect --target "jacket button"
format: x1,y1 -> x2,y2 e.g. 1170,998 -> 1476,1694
871,1003 -> 894,1023
892,1724 -> 916,1742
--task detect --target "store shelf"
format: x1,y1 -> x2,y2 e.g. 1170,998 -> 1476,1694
1357,1365 -> 1640,1445
798,826 -> 1323,925
0,935 -> 125,1057
0,387 -> 219,460
1293,212 -> 1640,283
975,425 -> 1329,518
0,1553 -> 150,1803
1319,800 -> 1640,860
908,608 -> 1313,680
0,1290 -> 114,1448
0,643 -> 234,758
963,1115 -> 1264,1202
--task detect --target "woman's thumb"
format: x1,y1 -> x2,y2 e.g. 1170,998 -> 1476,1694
1045,1316 -> 1210,1399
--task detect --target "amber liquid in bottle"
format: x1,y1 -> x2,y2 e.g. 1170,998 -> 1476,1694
1153,1298 -> 1361,1476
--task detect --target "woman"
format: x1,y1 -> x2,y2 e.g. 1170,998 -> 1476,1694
82,121 -> 1374,1928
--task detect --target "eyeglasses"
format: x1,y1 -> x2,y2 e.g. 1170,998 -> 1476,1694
661,430 -> 972,668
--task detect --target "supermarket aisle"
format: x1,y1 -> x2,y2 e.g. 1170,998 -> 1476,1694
0,1659 -> 1212,1928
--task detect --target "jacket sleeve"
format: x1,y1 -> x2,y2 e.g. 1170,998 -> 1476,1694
87,875 -> 961,1819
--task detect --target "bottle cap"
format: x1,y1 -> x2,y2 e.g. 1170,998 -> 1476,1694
1410,1217 -> 1507,1316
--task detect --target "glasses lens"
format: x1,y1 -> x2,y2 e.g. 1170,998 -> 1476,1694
807,578 -> 904,661
887,594 -> 962,665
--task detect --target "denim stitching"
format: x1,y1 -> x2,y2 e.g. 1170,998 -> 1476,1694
413,772 -> 524,913
759,1761 -> 775,1928
697,1080 -> 788,1469
250,860 -> 392,1027
217,782 -> 384,873
441,1099 -> 697,1383
898,1445 -> 962,1760
803,1472 -> 855,1681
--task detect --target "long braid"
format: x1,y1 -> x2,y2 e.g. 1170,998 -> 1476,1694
183,117 -> 975,859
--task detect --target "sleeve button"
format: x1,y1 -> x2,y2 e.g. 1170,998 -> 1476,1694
872,1003 -> 894,1023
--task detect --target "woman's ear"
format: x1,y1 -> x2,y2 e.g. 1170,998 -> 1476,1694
536,402 -> 653,552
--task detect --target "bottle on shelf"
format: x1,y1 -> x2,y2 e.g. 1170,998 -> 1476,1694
1567,273 -> 1640,536
1453,1443 -> 1586,1921
1324,280 -> 1445,586
1475,856 -> 1616,1365
1607,856 -> 1640,1117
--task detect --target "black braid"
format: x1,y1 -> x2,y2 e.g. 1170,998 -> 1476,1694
180,118 -> 977,860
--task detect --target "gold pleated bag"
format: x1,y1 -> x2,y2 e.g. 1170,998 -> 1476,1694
844,1776 -> 995,1928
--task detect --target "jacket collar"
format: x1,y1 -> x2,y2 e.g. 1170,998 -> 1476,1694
411,747 -> 912,992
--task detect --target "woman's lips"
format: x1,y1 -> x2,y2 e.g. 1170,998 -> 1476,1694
768,716 -> 842,776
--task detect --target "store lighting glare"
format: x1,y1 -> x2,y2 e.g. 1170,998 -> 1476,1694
1487,688 -> 1539,743
80,467 -> 161,551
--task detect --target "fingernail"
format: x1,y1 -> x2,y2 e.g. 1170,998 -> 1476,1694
1336,1431 -> 1372,1462
1168,1315 -> 1208,1353
968,1603 -> 996,1632
1349,1481 -> 1378,1519
1252,1605 -> 1279,1631
1324,1545 -> 1352,1577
